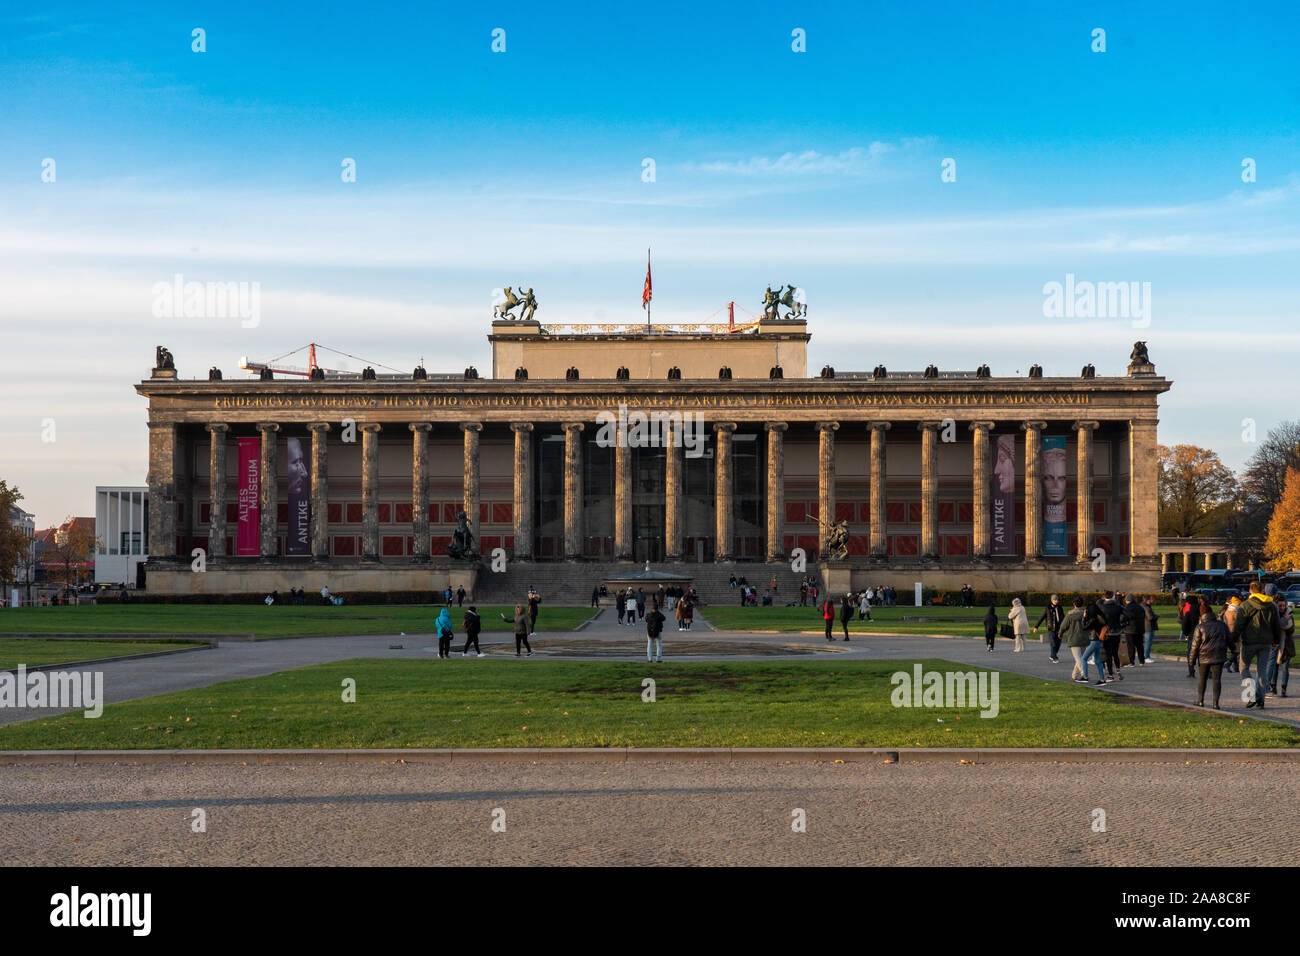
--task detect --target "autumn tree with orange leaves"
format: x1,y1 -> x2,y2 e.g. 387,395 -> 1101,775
1264,467 -> 1300,571
1157,444 -> 1238,538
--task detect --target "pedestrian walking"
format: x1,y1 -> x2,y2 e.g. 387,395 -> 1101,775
858,590 -> 871,622
983,605 -> 998,651
625,589 -> 637,626
645,600 -> 665,662
1267,596 -> 1292,696
456,585 -> 466,607
1100,591 -> 1124,680
636,589 -> 646,622
512,603 -> 534,656
591,586 -> 600,608
616,594 -> 626,624
528,587 -> 541,630
822,597 -> 836,642
1062,598 -> 1090,681
681,596 -> 694,631
1008,598 -> 1029,653
461,605 -> 484,657
1273,597 -> 1294,698
1121,593 -> 1145,667
1178,591 -> 1198,677
1033,594 -> 1064,663
1081,598 -> 1108,684
839,593 -> 853,641
1232,581 -> 1281,709
436,606 -> 454,659
1221,595 -> 1241,672
1188,604 -> 1229,709
1142,595 -> 1159,663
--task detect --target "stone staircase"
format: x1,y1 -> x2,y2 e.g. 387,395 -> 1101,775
472,560 -> 830,608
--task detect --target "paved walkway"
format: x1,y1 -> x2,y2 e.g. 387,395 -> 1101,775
1,608 -> 1294,730
3,758 -> 1294,865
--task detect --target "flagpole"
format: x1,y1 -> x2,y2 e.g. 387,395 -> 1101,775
646,247 -> 651,331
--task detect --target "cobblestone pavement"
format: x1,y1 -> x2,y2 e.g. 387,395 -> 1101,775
3,758 -> 1294,866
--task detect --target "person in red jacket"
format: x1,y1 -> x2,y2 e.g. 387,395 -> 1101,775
822,597 -> 835,641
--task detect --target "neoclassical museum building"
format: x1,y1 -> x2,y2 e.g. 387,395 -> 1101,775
136,313 -> 1170,598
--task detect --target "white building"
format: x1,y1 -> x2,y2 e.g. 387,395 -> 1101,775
7,507 -> 36,603
95,487 -> 148,587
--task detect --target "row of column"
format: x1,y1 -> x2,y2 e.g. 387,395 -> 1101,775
149,418 -> 1155,564
1160,552 -> 1253,574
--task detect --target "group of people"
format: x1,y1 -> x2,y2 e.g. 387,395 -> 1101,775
985,584 -> 1294,711
615,584 -> 698,632
819,591 -> 877,641
1175,584 -> 1292,708
264,587 -> 315,606
957,584 -> 977,607
443,585 -> 467,607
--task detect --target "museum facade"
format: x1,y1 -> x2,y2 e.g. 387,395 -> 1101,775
135,315 -> 1170,597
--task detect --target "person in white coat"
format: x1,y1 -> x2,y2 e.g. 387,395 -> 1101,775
1009,598 -> 1030,653
624,589 -> 638,626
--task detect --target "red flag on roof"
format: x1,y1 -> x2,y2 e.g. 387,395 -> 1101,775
642,248 -> 652,309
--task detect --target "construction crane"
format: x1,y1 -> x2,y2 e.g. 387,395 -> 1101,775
239,343 -> 405,378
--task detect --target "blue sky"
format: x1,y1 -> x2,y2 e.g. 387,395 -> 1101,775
2,0 -> 1298,522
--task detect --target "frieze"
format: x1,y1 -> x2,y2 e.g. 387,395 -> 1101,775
209,391 -> 1097,410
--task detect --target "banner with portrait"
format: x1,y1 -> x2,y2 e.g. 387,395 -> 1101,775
1042,435 -> 1068,556
286,437 -> 310,556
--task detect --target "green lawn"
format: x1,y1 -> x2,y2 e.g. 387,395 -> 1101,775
3,658 -> 1292,750
0,605 -> 595,639
0,639 -> 201,670
703,604 -> 1036,636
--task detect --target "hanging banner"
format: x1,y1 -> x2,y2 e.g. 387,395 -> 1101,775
286,437 -> 310,555
1042,435 -> 1068,556
237,437 -> 260,556
992,434 -> 1016,556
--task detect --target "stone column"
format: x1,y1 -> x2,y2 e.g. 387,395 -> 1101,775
1183,551 -> 1193,573
308,423 -> 330,561
919,422 -> 940,560
1021,421 -> 1046,560
1160,552 -> 1169,575
461,423 -> 482,551
765,422 -> 788,562
969,422 -> 994,559
1073,421 -> 1099,564
1128,419 -> 1160,564
1204,552 -> 1215,571
869,423 -> 890,557
816,422 -> 838,556
1226,553 -> 1234,571
664,420 -> 683,561
146,422 -> 177,559
614,437 -> 632,560
206,424 -> 228,559
713,422 -> 736,561
257,422 -> 280,560
511,424 -> 534,559
563,422 -> 584,559
360,423 -> 381,561
409,424 -> 431,563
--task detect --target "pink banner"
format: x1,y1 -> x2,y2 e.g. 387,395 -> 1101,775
237,437 -> 260,556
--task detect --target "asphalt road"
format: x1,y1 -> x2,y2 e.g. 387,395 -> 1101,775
4,758 -> 1294,866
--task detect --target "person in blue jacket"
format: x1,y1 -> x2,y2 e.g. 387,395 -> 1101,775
435,607 -> 454,658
